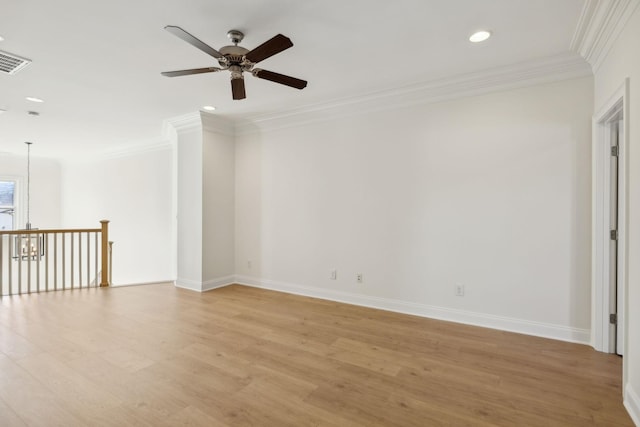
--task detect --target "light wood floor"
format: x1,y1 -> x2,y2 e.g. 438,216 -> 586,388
0,284 -> 633,426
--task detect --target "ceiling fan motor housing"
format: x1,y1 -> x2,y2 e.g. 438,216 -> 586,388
218,45 -> 252,70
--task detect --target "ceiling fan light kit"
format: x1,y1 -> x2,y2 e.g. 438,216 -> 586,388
162,26 -> 307,100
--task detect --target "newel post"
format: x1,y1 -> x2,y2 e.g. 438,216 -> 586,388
100,220 -> 109,287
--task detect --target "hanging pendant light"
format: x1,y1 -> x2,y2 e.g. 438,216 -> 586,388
13,142 -> 44,260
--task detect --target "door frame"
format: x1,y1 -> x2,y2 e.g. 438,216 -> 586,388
592,78 -> 629,367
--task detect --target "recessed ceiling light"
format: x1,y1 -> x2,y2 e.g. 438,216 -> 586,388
26,97 -> 44,103
469,30 -> 492,43
202,105 -> 216,111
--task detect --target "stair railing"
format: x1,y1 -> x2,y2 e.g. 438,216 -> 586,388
0,220 -> 111,296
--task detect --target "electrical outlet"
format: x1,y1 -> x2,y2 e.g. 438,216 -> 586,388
247,260 -> 252,269
330,269 -> 337,280
356,273 -> 363,283
455,284 -> 465,296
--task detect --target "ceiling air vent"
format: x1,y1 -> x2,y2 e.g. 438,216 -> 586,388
0,50 -> 31,75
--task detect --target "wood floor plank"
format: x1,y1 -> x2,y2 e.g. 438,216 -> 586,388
0,354 -> 86,427
0,283 -> 633,426
0,396 -> 28,427
166,405 -> 230,427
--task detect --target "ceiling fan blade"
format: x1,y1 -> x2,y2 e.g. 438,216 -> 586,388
161,67 -> 222,77
231,78 -> 246,100
165,25 -> 224,59
252,69 -> 307,90
244,34 -> 293,64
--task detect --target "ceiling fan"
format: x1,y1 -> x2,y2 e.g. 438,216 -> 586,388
161,26 -> 307,100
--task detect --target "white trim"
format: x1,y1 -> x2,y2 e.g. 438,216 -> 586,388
79,110 -> 223,161
235,53 -> 591,135
174,276 -> 235,292
617,115 -> 628,356
110,280 -> 174,288
234,275 -> 590,344
571,0 -> 640,72
170,130 -> 178,283
625,384 -> 640,426
165,112 -> 202,133
591,79 -> 629,357
164,111 -> 235,137
570,0 -> 599,53
99,139 -> 172,160
202,275 -> 235,292
175,277 -> 203,292
200,112 -> 235,137
56,138 -> 172,163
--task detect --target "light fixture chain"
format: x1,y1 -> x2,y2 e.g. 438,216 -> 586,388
25,141 -> 32,230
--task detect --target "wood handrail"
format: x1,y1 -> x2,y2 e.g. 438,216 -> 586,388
0,228 -> 101,235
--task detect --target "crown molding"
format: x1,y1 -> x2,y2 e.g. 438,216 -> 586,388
98,139 -> 173,161
63,110 -> 234,162
58,138 -> 172,164
235,52 -> 591,135
571,0 -> 640,72
66,49 -> 594,156
163,110 -> 235,137
164,112 -> 202,134
200,112 -> 235,137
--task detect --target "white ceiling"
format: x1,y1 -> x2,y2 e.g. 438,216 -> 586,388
0,0 -> 587,159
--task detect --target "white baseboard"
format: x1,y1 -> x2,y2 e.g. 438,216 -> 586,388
625,384 -> 640,426
175,277 -> 202,292
202,275 -> 236,292
233,275 -> 590,345
175,276 -> 235,292
110,280 -> 174,288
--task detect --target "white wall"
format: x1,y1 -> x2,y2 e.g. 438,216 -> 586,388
61,146 -> 174,285
235,76 -> 593,342
593,4 -> 640,423
202,125 -> 236,285
176,128 -> 204,289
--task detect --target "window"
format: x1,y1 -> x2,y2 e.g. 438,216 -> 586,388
0,180 -> 16,231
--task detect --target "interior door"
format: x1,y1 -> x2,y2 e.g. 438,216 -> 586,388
609,121 -> 621,355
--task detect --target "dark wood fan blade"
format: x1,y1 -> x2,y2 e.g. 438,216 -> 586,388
244,34 -> 293,64
161,67 -> 222,77
252,69 -> 307,89
231,78 -> 246,100
165,25 -> 223,59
